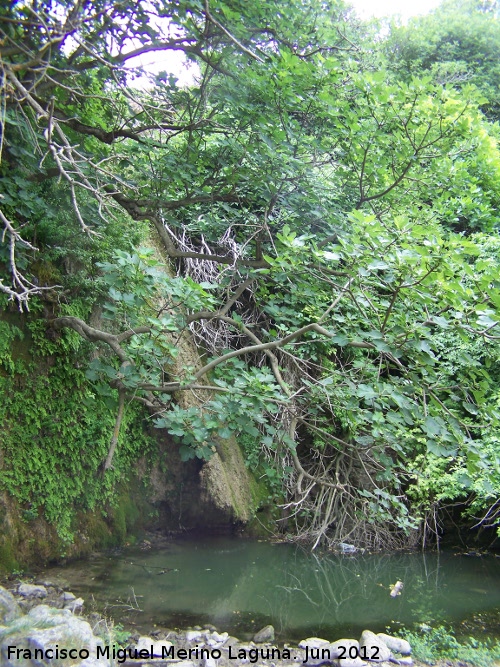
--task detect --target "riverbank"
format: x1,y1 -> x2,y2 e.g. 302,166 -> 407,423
1,582 -> 499,667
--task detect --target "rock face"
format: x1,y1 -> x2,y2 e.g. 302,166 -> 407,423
199,437 -> 258,524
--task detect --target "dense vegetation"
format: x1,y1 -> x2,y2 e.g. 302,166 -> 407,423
1,0 -> 500,553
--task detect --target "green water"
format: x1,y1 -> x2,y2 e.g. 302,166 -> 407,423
41,537 -> 500,641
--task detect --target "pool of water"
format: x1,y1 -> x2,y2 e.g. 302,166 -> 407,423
39,537 -> 500,641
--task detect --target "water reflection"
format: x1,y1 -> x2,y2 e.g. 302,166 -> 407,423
40,538 -> 500,640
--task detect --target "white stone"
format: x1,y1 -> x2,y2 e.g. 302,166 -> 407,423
359,630 -> 391,662
299,638 -> 331,649
0,587 -> 21,624
18,583 -> 48,598
0,605 -> 109,666
61,591 -> 76,601
376,635 -> 411,656
186,630 -> 204,642
253,625 -> 275,643
329,639 -> 366,667
64,597 -> 84,612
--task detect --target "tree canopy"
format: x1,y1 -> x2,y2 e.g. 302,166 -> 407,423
1,0 -> 500,548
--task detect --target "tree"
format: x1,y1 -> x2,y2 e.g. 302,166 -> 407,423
383,0 -> 500,122
2,0 -> 500,548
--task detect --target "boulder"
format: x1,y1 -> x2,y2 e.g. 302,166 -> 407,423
0,587 -> 22,624
0,604 -> 109,666
301,645 -> 338,665
329,639 -> 366,667
253,625 -> 275,643
17,584 -> 48,598
376,634 -> 411,656
359,630 -> 391,662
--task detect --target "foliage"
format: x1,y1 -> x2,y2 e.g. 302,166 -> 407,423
401,625 -> 500,667
1,0 -> 500,550
0,311 -> 155,545
383,0 -> 500,121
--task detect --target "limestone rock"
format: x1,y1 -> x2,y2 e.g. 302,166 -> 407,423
253,625 -> 275,643
199,435 -> 260,524
0,604 -> 108,666
18,584 -> 48,598
185,629 -> 204,642
0,587 -> 22,624
376,634 -> 411,656
359,630 -> 391,662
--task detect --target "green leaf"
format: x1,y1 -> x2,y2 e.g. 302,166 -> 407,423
423,416 -> 442,437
